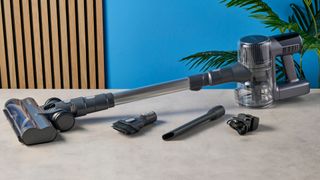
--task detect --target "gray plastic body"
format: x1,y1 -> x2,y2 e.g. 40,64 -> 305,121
4,98 -> 57,145
51,93 -> 115,117
3,94 -> 115,145
270,33 -> 310,100
235,33 -> 310,107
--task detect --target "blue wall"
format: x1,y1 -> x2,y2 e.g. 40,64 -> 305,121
105,0 -> 319,89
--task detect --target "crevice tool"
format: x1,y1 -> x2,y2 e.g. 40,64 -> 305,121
162,105 -> 225,140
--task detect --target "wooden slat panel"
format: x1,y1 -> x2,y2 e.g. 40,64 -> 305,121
87,0 -> 96,89
77,0 -> 87,89
31,0 -> 44,88
0,68 -> 2,88
96,0 -> 105,89
3,0 -> 17,88
0,0 -> 8,88
68,0 -> 79,88
59,0 -> 70,89
49,0 -> 61,88
13,0 -> 26,88
40,0 -> 52,88
1,0 -> 105,89
21,0 -> 35,88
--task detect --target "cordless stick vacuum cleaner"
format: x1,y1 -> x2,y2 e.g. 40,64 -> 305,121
3,33 -> 310,145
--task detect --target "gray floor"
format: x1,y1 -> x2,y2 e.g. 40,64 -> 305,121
0,89 -> 319,180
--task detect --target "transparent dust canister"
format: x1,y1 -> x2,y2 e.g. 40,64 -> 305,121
235,35 -> 274,108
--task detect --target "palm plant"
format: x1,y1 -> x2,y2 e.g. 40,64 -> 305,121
181,0 -> 320,86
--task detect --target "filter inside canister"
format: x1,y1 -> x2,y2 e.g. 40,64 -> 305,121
235,35 -> 274,108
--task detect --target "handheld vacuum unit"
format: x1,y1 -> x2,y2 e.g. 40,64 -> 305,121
3,33 -> 310,145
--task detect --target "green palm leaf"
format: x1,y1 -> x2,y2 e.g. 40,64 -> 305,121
290,1 -> 320,51
180,51 -> 237,72
290,4 -> 310,32
220,0 -> 298,33
180,51 -> 305,82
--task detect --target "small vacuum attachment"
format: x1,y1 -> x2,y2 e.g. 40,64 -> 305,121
227,113 -> 259,135
112,112 -> 157,135
162,105 -> 225,140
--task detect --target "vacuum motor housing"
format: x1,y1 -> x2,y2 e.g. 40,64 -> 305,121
235,33 -> 309,107
235,35 -> 274,107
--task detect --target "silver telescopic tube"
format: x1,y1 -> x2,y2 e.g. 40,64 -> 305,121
113,78 -> 190,105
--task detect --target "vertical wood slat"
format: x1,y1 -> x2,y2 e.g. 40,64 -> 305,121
31,0 -> 44,88
0,66 -> 1,87
87,0 -> 96,89
0,0 -> 8,88
77,0 -> 87,89
22,0 -> 35,88
3,0 -> 17,88
1,0 -> 106,90
40,0 -> 52,88
59,0 -> 70,88
68,0 -> 79,89
12,0 -> 26,88
49,0 -> 61,88
96,0 -> 105,89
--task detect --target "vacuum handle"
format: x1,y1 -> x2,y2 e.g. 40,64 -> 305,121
282,55 -> 298,82
270,33 -> 310,100
274,55 -> 310,100
271,32 -> 302,56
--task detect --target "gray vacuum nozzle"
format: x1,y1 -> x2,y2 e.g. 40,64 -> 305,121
4,98 -> 57,145
112,111 -> 157,135
162,105 -> 225,140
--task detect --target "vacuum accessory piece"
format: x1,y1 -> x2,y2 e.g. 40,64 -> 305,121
162,105 -> 225,141
112,112 -> 157,135
227,113 -> 259,135
3,98 -> 58,145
